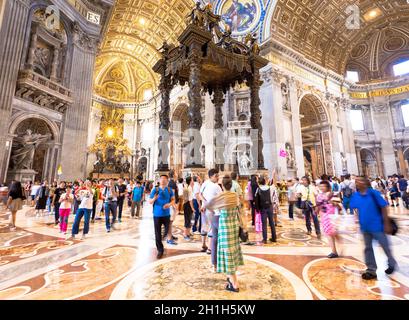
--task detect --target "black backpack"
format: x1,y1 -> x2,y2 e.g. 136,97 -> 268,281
343,183 -> 353,198
256,188 -> 272,210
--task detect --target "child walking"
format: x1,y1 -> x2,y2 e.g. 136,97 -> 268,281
59,186 -> 74,234
316,181 -> 341,258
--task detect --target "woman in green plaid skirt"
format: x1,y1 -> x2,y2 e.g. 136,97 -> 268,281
205,175 -> 244,292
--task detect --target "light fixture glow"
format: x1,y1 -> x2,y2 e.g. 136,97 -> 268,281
139,18 -> 145,25
107,128 -> 114,138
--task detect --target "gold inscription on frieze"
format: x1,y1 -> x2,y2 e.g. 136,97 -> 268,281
349,84 -> 409,99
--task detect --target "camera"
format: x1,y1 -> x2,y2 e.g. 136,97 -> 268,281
107,196 -> 113,201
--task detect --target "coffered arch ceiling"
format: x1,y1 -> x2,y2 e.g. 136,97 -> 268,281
270,0 -> 409,76
94,0 -> 195,103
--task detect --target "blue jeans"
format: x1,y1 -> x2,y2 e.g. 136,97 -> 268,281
192,199 -> 201,232
71,208 -> 91,235
343,196 -> 351,212
363,231 -> 397,274
104,201 -> 117,230
46,197 -> 52,212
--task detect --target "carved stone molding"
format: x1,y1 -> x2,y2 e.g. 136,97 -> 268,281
371,104 -> 389,113
72,22 -> 99,52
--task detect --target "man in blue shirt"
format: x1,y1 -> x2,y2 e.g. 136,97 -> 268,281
130,180 -> 144,219
350,176 -> 397,280
149,174 -> 176,259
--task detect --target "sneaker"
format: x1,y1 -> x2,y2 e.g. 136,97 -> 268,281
107,229 -> 111,233
206,248 -> 211,254
118,219 -> 122,223
385,266 -> 395,275
362,272 -> 377,280
184,236 -> 191,241
80,234 -> 86,240
269,238 -> 277,243
327,253 -> 339,259
166,239 -> 177,245
262,240 -> 267,244
157,251 -> 164,259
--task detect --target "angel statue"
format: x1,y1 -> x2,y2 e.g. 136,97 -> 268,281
244,33 -> 260,55
11,129 -> 51,170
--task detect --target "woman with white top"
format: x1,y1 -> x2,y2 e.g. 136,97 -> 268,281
71,180 -> 94,240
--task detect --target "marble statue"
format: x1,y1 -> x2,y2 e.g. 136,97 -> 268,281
286,143 -> 294,168
239,152 -> 252,175
11,129 -> 51,170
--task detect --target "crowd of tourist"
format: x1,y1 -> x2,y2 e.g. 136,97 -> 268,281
1,171 -> 408,291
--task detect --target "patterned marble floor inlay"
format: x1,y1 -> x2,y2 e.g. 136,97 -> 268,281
0,246 -> 138,300
303,258 -> 409,300
110,253 -> 313,300
0,204 -> 409,300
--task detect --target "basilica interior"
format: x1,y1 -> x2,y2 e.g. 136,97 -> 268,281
1,0 -> 409,302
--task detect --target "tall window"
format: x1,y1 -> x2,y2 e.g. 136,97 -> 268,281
393,60 -> 409,77
402,103 -> 409,127
350,109 -> 364,131
346,70 -> 359,83
143,89 -> 153,101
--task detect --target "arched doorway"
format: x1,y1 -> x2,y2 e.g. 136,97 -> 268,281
299,94 -> 333,179
360,149 -> 378,178
7,117 -> 56,183
136,155 -> 148,180
170,104 -> 189,176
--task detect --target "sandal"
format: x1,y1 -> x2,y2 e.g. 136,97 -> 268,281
225,283 -> 240,293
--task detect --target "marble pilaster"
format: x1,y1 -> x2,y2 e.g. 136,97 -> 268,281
0,0 -> 31,182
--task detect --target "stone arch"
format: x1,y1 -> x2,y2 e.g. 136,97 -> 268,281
299,93 -> 329,126
360,148 -> 378,178
261,0 -> 279,42
7,115 -> 60,182
299,93 -> 333,178
170,103 -> 189,175
9,113 -> 60,142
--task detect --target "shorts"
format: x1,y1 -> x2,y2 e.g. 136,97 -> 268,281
170,206 -> 177,221
9,198 -> 23,211
31,195 -> 35,201
183,202 -> 193,228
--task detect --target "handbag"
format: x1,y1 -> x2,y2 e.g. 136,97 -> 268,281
237,210 -> 249,242
369,189 -> 398,236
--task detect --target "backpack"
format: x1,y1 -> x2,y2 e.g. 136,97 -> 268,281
332,183 -> 339,192
153,186 -> 172,205
343,183 -> 353,198
255,188 -> 272,210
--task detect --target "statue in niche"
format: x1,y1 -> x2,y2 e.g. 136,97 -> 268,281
33,47 -> 51,76
11,129 -> 51,170
285,143 -> 294,168
281,82 -> 289,110
341,152 -> 348,174
238,151 -> 252,175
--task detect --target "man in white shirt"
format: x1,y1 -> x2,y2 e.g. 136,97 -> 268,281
200,169 -> 222,264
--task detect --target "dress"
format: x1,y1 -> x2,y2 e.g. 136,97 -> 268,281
217,207 -> 244,275
316,192 -> 336,236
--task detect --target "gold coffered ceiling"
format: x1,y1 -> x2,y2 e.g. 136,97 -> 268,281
94,0 -> 194,102
271,0 -> 409,76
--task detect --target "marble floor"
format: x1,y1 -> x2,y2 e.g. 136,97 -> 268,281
1,202 -> 409,300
